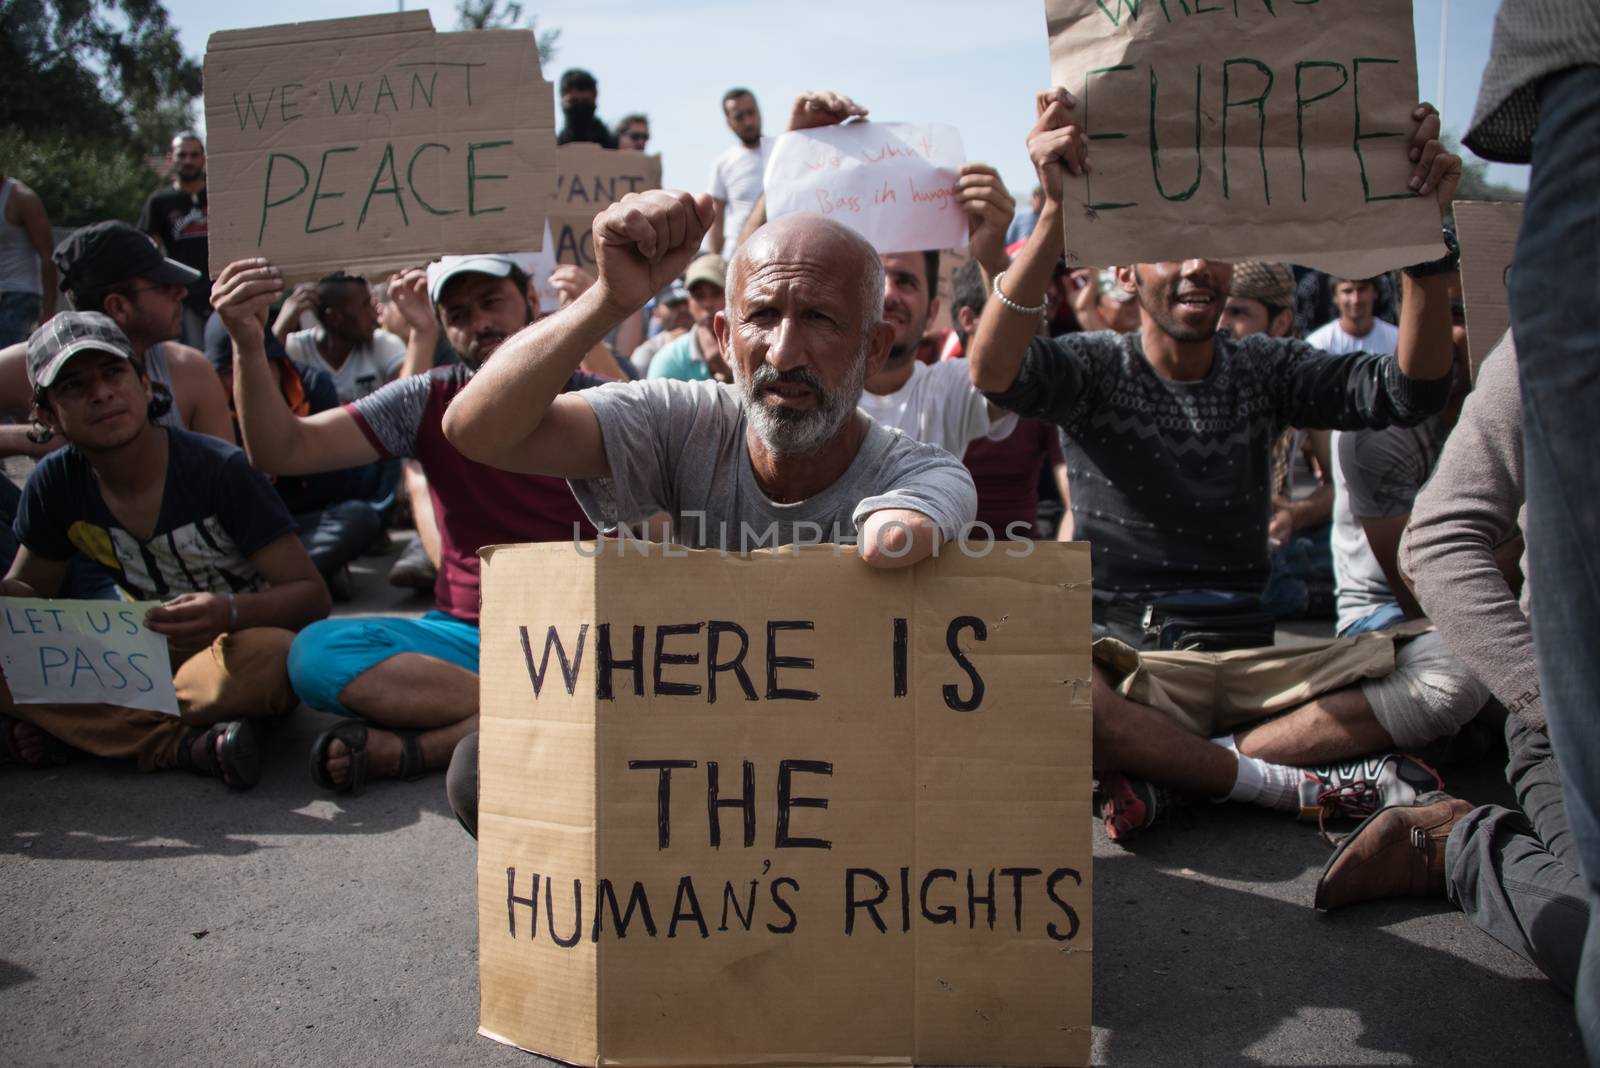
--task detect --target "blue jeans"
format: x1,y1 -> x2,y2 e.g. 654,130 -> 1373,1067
1337,601 -> 1406,638
1511,64 -> 1600,1049
0,291 -> 41,347
287,611 -> 479,717
294,500 -> 382,581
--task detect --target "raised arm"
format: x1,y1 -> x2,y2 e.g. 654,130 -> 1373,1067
212,259 -> 380,476
442,190 -> 715,476
388,268 -> 441,378
968,89 -> 1088,394
1394,104 -> 1463,385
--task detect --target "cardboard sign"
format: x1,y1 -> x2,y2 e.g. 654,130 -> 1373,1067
203,12 -> 556,281
0,599 -> 177,715
545,144 -> 664,274
1453,200 -> 1523,381
764,123 -> 969,253
1044,0 -> 1445,277
477,542 -> 1093,1067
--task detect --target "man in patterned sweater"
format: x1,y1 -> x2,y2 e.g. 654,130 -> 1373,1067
968,88 -> 1469,839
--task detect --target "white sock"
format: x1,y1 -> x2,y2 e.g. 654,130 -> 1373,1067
1212,735 -> 1301,812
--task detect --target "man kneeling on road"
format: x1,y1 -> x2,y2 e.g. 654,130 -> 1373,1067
968,89 -> 1478,842
439,193 -> 979,835
212,254 -> 605,795
1,313 -> 329,787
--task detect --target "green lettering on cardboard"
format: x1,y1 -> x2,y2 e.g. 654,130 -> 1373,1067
358,143 -> 409,230
305,146 -> 357,234
1232,0 -> 1277,14
328,79 -> 364,115
1150,65 -> 1203,201
257,153 -> 310,245
399,61 -> 488,106
1294,60 -> 1349,200
467,140 -> 512,216
1193,0 -> 1222,12
373,74 -> 399,114
409,71 -> 438,109
1094,0 -> 1141,26
279,83 -> 304,123
1352,57 -> 1410,202
406,142 -> 460,216
1221,58 -> 1274,204
233,88 -> 277,132
1084,66 -> 1138,211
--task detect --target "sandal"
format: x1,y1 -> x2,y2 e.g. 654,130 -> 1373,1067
310,720 -> 371,795
310,723 -> 427,795
177,720 -> 262,790
0,714 -> 74,768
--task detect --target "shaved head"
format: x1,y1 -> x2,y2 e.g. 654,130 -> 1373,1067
730,214 -> 884,331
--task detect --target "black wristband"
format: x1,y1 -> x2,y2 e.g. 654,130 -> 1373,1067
1403,226 -> 1461,279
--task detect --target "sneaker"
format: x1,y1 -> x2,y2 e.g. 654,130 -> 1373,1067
1297,753 -> 1444,830
387,536 -> 437,591
1099,774 -> 1177,844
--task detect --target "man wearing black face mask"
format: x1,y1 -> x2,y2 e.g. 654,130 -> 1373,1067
556,68 -> 616,149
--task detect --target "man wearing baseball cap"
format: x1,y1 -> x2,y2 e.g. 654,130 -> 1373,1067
210,253 -> 606,796
646,253 -> 731,382
628,281 -> 692,377
0,312 -> 329,786
0,220 -> 233,459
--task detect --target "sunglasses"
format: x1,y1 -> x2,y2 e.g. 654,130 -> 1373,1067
623,131 -> 650,144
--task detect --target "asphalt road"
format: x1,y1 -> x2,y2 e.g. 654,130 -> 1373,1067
1,538 -> 1585,1067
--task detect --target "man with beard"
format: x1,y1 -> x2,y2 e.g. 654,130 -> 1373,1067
556,69 -> 615,148
212,253 -> 605,795
706,88 -> 771,260
139,132 -> 212,347
968,89 -> 1470,841
438,194 -> 977,836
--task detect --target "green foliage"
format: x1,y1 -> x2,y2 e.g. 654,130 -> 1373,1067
456,1 -> 561,65
0,131 -> 162,228
0,0 -> 201,156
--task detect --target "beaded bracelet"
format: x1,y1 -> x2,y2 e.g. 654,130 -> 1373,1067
991,270 -> 1047,316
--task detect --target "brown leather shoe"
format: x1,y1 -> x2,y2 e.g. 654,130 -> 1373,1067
1314,795 -> 1473,910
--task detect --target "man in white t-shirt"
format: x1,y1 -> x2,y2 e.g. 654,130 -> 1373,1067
1306,277 -> 1400,356
859,250 -> 1017,457
280,271 -> 406,402
706,88 -> 771,261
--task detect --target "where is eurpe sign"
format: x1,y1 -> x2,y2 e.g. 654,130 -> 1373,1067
1047,0 -> 1446,277
203,12 -> 555,281
476,543 -> 1094,1067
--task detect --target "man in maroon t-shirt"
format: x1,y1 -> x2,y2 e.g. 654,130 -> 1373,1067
213,253 -> 602,794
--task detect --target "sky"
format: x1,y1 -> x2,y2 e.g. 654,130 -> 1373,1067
164,0 -> 1527,201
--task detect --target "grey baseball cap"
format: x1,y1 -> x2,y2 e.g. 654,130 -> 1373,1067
26,311 -> 136,390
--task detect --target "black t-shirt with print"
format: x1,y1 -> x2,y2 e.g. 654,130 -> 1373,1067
138,186 -> 211,315
14,426 -> 296,599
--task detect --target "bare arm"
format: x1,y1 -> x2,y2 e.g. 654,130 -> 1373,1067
968,89 -> 1088,394
3,546 -> 69,598
388,268 -> 441,378
213,259 -> 380,476
17,185 -> 56,320
145,531 -> 330,644
164,344 -> 235,442
1358,514 -> 1425,619
443,190 -> 716,476
550,265 -> 633,380
0,341 -> 34,418
1394,104 -> 1462,385
859,508 -> 943,569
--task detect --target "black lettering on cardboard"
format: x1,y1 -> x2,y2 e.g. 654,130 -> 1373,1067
899,866 -> 911,933
766,621 -> 820,701
546,876 -> 583,948
920,869 -> 957,924
592,879 -> 657,941
943,616 -> 988,712
707,760 -> 756,849
668,876 -> 710,939
720,879 -> 759,931
766,877 -> 800,934
892,617 -> 909,697
629,759 -> 697,848
776,759 -> 833,849
507,867 -> 540,939
1046,867 -> 1083,942
968,868 -> 997,930
707,620 -> 758,702
1001,867 -> 1044,932
597,623 -> 645,699
520,623 -> 588,697
845,868 -> 890,934
653,622 -> 704,696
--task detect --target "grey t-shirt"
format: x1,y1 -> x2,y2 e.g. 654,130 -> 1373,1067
1331,418 -> 1445,632
570,378 -> 977,550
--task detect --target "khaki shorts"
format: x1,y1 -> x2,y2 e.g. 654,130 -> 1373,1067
1091,620 -> 1433,737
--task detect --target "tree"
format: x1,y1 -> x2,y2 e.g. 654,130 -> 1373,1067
456,1 -> 561,66
0,0 -> 200,225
